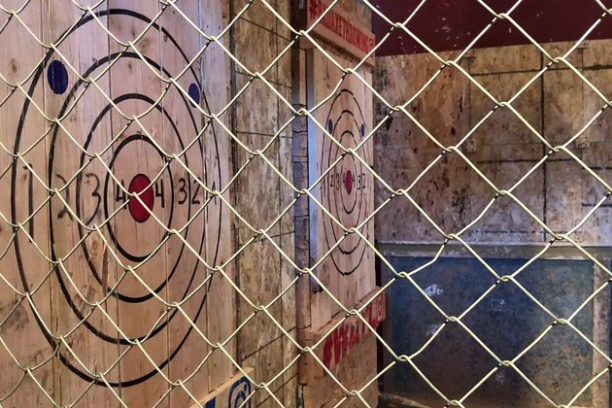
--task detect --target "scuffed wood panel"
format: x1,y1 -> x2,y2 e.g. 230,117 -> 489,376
374,39 -> 612,247
467,44 -> 540,75
374,52 -> 470,243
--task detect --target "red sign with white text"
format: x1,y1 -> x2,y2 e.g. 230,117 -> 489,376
306,0 -> 376,64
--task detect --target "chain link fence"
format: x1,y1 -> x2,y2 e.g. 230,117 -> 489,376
0,0 -> 611,407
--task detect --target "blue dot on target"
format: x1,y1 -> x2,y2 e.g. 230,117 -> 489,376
360,124 -> 366,138
47,60 -> 69,95
188,83 -> 201,106
327,119 -> 333,134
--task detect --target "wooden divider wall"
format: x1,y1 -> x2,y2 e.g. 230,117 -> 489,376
373,40 -> 612,407
292,1 -> 383,407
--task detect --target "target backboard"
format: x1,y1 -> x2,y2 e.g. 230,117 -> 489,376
297,4 -> 381,401
306,48 -> 376,330
0,1 -> 234,407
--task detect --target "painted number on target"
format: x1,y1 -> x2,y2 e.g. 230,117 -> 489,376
324,170 -> 366,196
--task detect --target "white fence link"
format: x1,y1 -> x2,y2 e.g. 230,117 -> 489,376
0,0 -> 611,407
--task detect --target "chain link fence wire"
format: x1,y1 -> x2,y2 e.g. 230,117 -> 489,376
0,0 -> 611,407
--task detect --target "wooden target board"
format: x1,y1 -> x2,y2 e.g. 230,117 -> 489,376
0,1 -> 234,407
307,48 -> 376,330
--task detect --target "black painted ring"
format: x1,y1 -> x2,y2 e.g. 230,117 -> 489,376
326,115 -> 364,259
321,89 -> 369,276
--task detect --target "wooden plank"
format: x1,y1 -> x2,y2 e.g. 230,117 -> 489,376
0,2 -> 55,405
158,2 -> 211,406
307,47 -> 376,330
41,1 -> 121,406
188,367 -> 254,408
298,0 -> 375,67
202,0 -> 236,391
105,3 -> 169,406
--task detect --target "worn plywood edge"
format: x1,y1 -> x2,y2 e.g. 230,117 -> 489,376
188,367 -> 255,408
296,0 -> 375,67
300,289 -> 385,383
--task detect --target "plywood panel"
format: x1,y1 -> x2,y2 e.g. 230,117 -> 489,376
374,41 -> 612,246
232,1 -> 288,380
302,0 -> 375,66
373,52 -> 471,243
469,72 -> 542,152
467,44 -> 540,75
242,337 -> 285,407
307,48 -> 376,330
302,290 -> 385,382
540,41 -> 584,71
578,140 -> 612,245
582,68 -> 612,146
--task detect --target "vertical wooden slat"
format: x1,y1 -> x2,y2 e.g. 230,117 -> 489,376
105,2 -> 169,406
41,0 -> 121,406
202,0 -> 236,392
158,1 -> 210,405
0,2 -> 54,405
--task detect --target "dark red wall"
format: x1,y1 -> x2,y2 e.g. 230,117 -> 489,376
372,0 -> 612,56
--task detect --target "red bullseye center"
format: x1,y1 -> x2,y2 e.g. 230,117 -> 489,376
344,170 -> 353,194
128,174 -> 155,223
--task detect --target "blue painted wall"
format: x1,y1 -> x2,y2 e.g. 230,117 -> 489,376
382,256 -> 595,406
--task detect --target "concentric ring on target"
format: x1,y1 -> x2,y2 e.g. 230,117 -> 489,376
326,113 -> 365,253
12,8 -> 224,387
103,133 -> 176,263
338,131 -> 358,215
321,89 -> 370,276
76,92 -> 188,303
